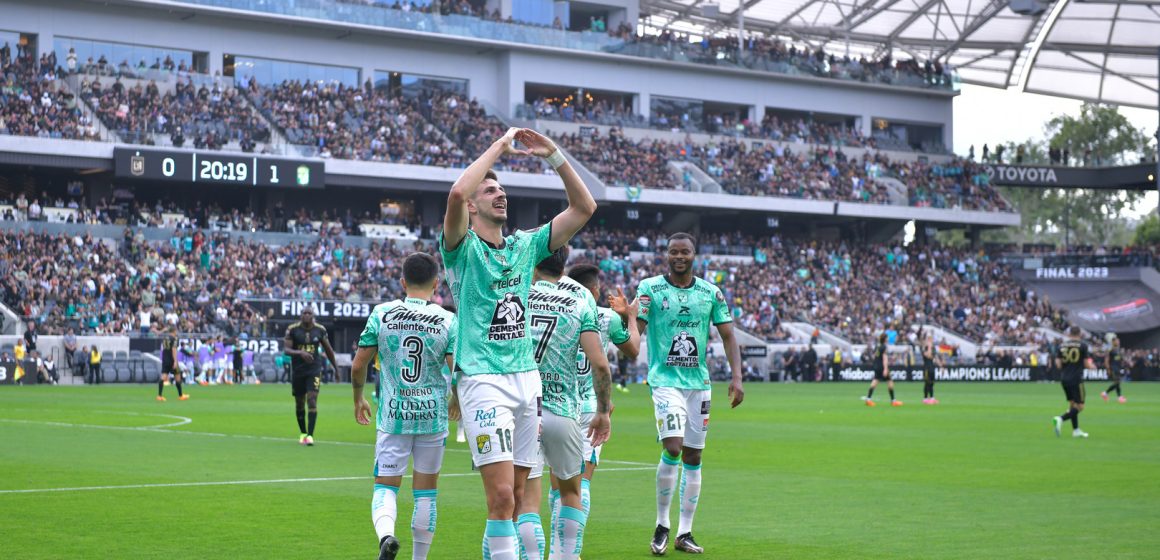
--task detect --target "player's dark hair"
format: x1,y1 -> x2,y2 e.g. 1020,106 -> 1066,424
484,169 -> 498,182
567,263 -> 601,290
668,232 -> 697,252
536,246 -> 570,277
1069,326 -> 1081,337
403,252 -> 439,286
879,333 -> 887,344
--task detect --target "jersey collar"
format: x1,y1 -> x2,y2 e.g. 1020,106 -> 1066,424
664,274 -> 695,289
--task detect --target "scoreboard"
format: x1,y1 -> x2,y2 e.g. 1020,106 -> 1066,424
113,148 -> 324,188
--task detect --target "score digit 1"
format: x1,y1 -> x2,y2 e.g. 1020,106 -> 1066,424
270,164 -> 279,184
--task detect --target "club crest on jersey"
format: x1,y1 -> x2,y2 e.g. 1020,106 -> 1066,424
666,331 -> 699,368
488,293 -> 526,341
476,434 -> 492,454
662,297 -> 670,310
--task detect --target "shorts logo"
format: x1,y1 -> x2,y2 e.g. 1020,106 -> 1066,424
703,417 -> 710,431
489,293 -> 526,342
381,463 -> 399,470
700,400 -> 711,415
537,396 -> 543,417
476,434 -> 492,454
475,407 -> 497,428
666,331 -> 699,368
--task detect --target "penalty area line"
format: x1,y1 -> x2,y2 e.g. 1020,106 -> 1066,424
0,467 -> 656,494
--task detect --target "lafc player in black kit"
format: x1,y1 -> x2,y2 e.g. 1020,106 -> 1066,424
284,309 -> 338,446
920,332 -> 940,405
862,333 -> 902,407
1101,335 -> 1127,404
1053,326 -> 1093,438
157,326 -> 187,401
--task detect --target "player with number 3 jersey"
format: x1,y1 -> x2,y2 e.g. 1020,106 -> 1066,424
353,253 -> 457,560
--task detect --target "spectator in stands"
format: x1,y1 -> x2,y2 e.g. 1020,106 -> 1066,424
24,320 -> 38,352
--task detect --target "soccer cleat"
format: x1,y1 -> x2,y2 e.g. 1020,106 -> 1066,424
156,396 -> 166,402
304,435 -> 314,446
922,398 -> 931,405
931,398 -> 939,405
891,400 -> 903,407
178,395 -> 189,401
650,525 -> 670,556
299,434 -> 309,445
1073,429 -> 1089,438
865,399 -> 876,407
1052,417 -> 1062,437
674,533 -> 704,554
1118,396 -> 1127,404
378,535 -> 400,560
860,396 -> 868,401
1101,391 -> 1109,402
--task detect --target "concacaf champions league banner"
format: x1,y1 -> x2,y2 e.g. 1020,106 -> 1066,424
828,366 -> 1159,382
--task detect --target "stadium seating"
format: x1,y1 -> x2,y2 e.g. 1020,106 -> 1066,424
0,53 -> 99,140
554,128 -> 1008,211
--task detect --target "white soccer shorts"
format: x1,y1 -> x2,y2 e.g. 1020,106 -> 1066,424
579,412 -> 603,466
650,387 -> 712,449
374,431 -> 447,477
540,410 -> 584,480
458,370 -> 542,468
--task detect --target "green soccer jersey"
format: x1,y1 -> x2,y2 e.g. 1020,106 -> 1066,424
636,275 -> 732,390
577,306 -> 630,414
529,278 -> 598,420
439,225 -> 553,375
358,297 -> 457,435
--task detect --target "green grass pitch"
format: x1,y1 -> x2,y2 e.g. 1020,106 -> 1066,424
3,382 -> 1158,559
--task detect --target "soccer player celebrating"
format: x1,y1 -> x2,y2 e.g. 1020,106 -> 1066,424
920,332 -> 939,405
284,308 -> 337,446
440,126 -> 595,560
1101,335 -> 1126,403
1053,326 -> 1093,438
554,263 -> 640,547
515,248 -> 613,560
353,253 -> 457,560
157,326 -> 188,401
636,233 -> 743,556
862,333 -> 901,407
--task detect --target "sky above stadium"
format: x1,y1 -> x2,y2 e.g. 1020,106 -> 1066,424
953,84 -> 1159,217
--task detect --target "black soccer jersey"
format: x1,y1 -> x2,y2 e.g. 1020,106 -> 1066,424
161,335 -> 178,367
1056,340 -> 1089,384
873,343 -> 887,373
286,322 -> 327,376
1108,348 -> 1123,371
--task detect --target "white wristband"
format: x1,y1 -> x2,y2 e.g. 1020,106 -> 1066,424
546,150 -> 566,169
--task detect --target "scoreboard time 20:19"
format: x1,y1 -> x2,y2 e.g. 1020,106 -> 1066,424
113,148 -> 324,188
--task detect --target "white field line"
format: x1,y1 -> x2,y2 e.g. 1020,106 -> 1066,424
0,418 -> 654,467
0,468 -> 657,495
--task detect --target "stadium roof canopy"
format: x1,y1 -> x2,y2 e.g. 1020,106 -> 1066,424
638,0 -> 1160,109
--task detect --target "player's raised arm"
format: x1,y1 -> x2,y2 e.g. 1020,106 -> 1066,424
716,322 -> 745,408
444,127 -> 528,251
515,128 -> 596,250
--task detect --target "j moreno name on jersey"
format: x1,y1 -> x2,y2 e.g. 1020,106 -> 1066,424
383,388 -> 440,422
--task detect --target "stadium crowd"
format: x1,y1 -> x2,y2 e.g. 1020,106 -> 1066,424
2,219 -> 1063,350
554,128 -> 1009,211
81,76 -> 269,150
0,49 -> 98,140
